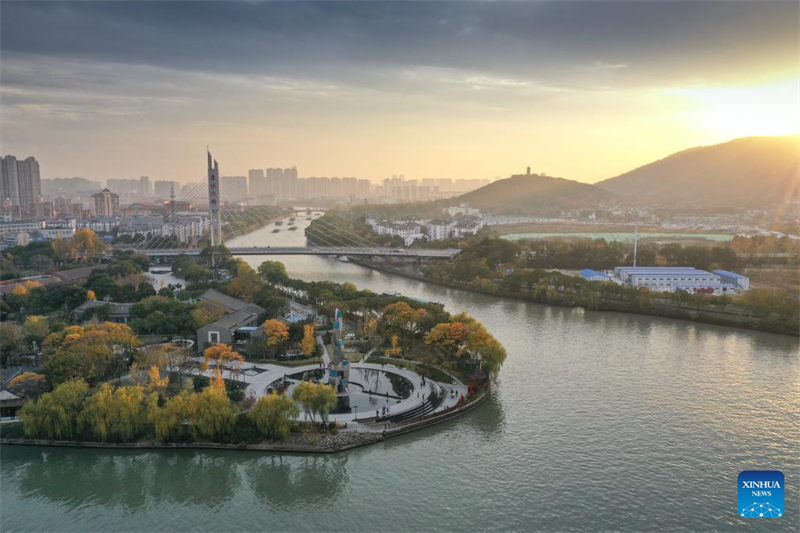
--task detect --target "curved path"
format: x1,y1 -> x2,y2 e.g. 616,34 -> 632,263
191,358 -> 467,425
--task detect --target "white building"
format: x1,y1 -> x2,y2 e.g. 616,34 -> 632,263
713,270 -> 750,291
444,203 -> 481,217
0,220 -> 45,235
614,267 -> 722,293
426,218 -> 456,241
78,216 -> 119,233
365,214 -> 424,245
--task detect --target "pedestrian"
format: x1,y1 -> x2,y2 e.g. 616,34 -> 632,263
376,410 -> 379,419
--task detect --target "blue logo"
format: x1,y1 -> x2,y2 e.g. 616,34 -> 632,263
738,471 -> 784,518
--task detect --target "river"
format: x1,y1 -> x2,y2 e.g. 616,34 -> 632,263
2,217 -> 798,532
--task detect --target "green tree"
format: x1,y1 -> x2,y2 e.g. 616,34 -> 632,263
0,322 -> 24,367
248,392 -> 299,441
22,315 -> 50,350
257,261 -> 289,284
8,372 -> 49,399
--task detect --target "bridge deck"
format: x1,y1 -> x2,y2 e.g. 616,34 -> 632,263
135,246 -> 460,258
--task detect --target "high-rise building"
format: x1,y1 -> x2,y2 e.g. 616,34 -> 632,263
220,176 -> 248,201
91,188 -> 120,216
248,169 -> 265,196
1,155 -> 41,206
153,180 -> 179,199
139,176 -> 152,196
106,178 -> 140,195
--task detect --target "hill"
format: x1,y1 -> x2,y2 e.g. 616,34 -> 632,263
596,135 -> 800,208
453,174 -> 616,214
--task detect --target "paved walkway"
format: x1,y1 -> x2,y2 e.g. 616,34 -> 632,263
187,357 -> 468,426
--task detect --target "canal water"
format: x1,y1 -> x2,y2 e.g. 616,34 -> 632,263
2,220 -> 798,532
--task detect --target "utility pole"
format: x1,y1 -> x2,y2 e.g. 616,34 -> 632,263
633,222 -> 639,267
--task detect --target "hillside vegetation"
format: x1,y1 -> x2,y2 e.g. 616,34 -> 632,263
596,135 -> 800,208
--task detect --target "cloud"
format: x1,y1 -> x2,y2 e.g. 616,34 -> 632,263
577,61 -> 629,72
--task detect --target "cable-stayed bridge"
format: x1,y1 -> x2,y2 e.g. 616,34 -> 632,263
113,152 -> 460,261
135,246 -> 459,259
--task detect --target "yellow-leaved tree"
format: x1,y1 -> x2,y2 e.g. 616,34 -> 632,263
264,319 -> 289,356
248,392 -> 299,441
300,324 -> 316,357
203,343 -> 244,380
384,335 -> 402,357
188,375 -> 237,440
79,384 -> 146,442
20,379 -> 89,439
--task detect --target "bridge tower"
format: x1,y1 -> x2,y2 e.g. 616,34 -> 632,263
207,150 -> 223,249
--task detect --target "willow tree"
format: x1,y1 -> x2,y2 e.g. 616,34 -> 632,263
248,392 -> 299,441
188,375 -> 237,440
310,383 -> 338,427
292,381 -> 316,422
79,384 -> 146,442
20,379 -> 89,439
151,390 -> 196,442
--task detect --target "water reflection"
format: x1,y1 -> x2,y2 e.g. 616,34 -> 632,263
247,455 -> 348,508
5,448 -> 241,511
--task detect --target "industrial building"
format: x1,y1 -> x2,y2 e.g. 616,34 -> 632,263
612,266 -> 749,294
579,269 -> 611,281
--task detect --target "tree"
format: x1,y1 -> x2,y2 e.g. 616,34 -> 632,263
226,269 -> 262,303
264,319 -> 289,356
22,315 -> 50,351
309,383 -> 338,427
384,335 -> 402,357
424,313 -> 506,377
257,261 -> 289,284
52,229 -> 106,263
190,300 -> 227,328
151,390 -> 195,442
300,324 -> 316,357
20,379 -> 89,439
291,380 -> 337,427
79,384 -> 146,442
248,392 -> 299,441
188,376 -> 237,440
129,296 -> 195,336
203,344 -> 244,379
292,380 -> 316,422
8,372 -> 49,399
87,289 -> 97,301
0,322 -> 24,367
41,323 -> 141,386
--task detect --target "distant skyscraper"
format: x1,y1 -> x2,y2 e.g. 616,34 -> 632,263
139,176 -> 152,196
154,180 -> 179,198
91,188 -> 120,216
220,175 -> 248,201
248,169 -> 265,196
1,155 -> 41,206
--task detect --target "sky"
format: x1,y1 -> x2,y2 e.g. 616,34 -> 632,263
1,1 -> 798,184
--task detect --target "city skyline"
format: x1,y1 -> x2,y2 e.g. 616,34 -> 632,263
1,1 -> 798,183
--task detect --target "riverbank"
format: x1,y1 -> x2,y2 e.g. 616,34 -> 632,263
0,389 -> 488,453
350,259 -> 799,336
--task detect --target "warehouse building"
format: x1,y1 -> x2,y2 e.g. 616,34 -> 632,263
612,266 -> 749,294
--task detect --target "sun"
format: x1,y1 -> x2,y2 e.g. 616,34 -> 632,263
667,77 -> 800,139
